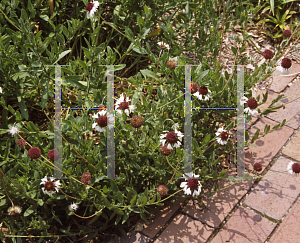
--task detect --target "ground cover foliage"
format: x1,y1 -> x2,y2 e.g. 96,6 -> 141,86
0,0 -> 298,242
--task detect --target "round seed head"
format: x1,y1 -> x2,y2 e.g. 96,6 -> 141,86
253,163 -> 263,172
283,30 -> 291,38
48,149 -> 60,162
160,144 -> 173,156
130,116 -> 143,128
262,49 -> 274,59
167,60 -> 177,69
281,58 -> 292,69
17,139 -> 26,149
28,147 -> 41,159
191,82 -> 199,94
166,132 -> 178,144
157,185 -> 168,196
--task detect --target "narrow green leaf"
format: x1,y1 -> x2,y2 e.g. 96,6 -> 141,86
251,129 -> 260,143
20,99 -> 29,120
53,50 -> 71,65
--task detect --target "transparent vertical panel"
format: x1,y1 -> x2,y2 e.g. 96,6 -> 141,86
106,65 -> 115,179
54,66 -> 63,179
184,65 -> 192,177
237,65 -> 245,177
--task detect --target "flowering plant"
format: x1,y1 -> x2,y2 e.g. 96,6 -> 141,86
0,0 -> 296,242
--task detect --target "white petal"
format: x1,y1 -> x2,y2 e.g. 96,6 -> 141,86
180,182 -> 187,188
125,109 -> 129,116
167,143 -> 173,150
160,139 -> 166,146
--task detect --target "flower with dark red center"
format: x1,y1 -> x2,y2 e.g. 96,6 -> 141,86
180,173 -> 202,197
157,185 -> 168,196
81,172 -> 91,185
287,162 -> 300,176
97,116 -> 107,127
241,96 -> 259,116
253,163 -> 263,172
130,116 -> 143,128
193,86 -> 212,101
282,29 -> 291,38
215,127 -> 230,145
281,58 -> 292,69
92,110 -> 114,133
86,1 -> 99,19
17,139 -> 26,149
247,98 -> 258,110
160,129 -> 184,150
48,149 -> 60,162
167,60 -> 177,69
276,57 -> 292,74
115,93 -> 136,117
40,176 -> 61,196
28,147 -> 41,159
262,49 -> 274,60
191,82 -> 199,94
159,144 -> 173,156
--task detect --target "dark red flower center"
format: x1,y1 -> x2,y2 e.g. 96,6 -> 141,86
292,163 -> 300,174
97,116 -> 107,127
44,181 -> 55,191
166,132 -> 178,144
199,86 -> 208,95
281,58 -> 292,69
187,178 -> 199,191
85,3 -> 94,12
262,50 -> 274,60
253,163 -> 262,172
220,131 -> 229,141
247,98 -> 258,109
119,101 -> 129,110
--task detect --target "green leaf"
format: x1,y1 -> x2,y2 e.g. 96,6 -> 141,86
141,195 -> 147,206
62,75 -> 86,89
245,130 -> 249,142
185,1 -> 191,20
140,69 -> 160,79
113,207 -> 124,215
262,90 -> 268,103
264,124 -> 270,136
130,195 -> 137,205
231,46 -> 237,55
88,210 -> 102,225
131,85 -> 143,105
20,99 -> 29,120
56,33 -> 65,45
203,133 -> 210,144
41,80 -> 49,109
24,207 -> 34,217
197,70 -> 209,81
8,105 -> 15,115
251,129 -> 260,143
53,50 -> 71,65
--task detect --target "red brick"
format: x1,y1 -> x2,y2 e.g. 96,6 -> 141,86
245,117 -> 294,172
244,156 -> 300,221
142,196 -> 187,239
154,214 -> 214,243
182,169 -> 254,228
210,207 -> 276,243
268,199 -> 300,243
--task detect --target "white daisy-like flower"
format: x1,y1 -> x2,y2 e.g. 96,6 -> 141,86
9,125 -> 19,136
115,93 -> 136,117
160,128 -> 184,150
0,87 -> 2,93
180,173 -> 202,197
85,1 -> 99,19
276,57 -> 292,75
40,176 -> 61,197
240,96 -> 259,116
92,110 -> 114,133
69,202 -> 79,212
193,86 -> 212,101
287,161 -> 300,177
157,42 -> 170,50
215,127 -> 230,145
